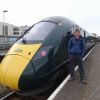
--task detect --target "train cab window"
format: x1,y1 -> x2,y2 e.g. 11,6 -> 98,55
27,22 -> 56,40
17,22 -> 57,44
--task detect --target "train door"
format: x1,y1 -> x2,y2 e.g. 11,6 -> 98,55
63,27 -> 74,60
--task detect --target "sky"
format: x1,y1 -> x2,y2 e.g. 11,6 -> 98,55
0,0 -> 100,35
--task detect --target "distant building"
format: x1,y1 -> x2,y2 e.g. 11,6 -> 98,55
0,22 -> 29,36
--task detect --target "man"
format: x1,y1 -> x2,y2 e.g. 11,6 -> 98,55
68,28 -> 87,84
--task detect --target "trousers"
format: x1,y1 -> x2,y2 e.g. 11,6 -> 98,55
69,55 -> 85,80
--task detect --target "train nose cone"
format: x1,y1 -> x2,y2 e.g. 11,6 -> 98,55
0,55 -> 30,90
0,43 -> 42,91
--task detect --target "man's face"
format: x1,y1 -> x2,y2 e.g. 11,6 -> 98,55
74,31 -> 80,38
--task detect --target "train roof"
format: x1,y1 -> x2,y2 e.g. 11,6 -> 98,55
40,16 -> 77,27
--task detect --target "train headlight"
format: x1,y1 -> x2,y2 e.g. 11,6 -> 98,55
40,50 -> 47,57
33,45 -> 53,60
32,45 -> 54,69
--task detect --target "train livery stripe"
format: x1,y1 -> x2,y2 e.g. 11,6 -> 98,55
0,43 -> 41,90
6,43 -> 42,60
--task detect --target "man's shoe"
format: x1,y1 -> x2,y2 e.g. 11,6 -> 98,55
69,77 -> 74,82
80,79 -> 87,84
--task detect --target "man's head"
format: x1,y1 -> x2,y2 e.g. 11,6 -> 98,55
74,28 -> 81,39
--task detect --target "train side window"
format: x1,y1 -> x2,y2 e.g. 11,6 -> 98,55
67,31 -> 74,39
80,29 -> 85,37
84,31 -> 86,38
62,31 -> 73,58
64,26 -> 75,47
64,31 -> 73,47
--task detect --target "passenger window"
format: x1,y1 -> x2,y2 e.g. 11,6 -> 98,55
64,31 -> 72,47
80,29 -> 85,37
64,26 -> 75,47
84,31 -> 86,38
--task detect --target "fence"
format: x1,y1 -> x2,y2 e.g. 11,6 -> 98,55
0,35 -> 19,50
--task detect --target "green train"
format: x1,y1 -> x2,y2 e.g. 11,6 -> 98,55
0,16 -> 97,95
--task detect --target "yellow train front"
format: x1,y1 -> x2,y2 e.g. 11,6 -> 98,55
0,43 -> 41,91
0,16 -> 96,95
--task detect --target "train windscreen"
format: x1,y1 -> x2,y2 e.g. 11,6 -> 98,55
17,22 -> 57,44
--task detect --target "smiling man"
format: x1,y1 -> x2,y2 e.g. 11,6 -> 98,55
68,28 -> 87,84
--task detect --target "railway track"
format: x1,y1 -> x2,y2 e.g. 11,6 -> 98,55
0,92 -> 14,100
0,92 -> 49,100
0,83 -> 54,100
0,77 -> 63,100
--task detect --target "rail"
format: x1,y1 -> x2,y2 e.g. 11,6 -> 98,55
0,35 -> 19,50
0,92 -> 14,100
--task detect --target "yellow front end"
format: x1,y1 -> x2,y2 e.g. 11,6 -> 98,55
0,43 -> 41,90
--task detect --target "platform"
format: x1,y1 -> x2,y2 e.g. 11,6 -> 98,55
48,43 -> 100,100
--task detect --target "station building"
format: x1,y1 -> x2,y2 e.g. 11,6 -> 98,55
0,22 -> 29,36
0,22 -> 29,45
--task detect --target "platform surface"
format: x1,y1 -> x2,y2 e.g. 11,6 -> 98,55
53,43 -> 100,100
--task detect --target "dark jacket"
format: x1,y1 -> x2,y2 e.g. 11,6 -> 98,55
68,36 -> 86,57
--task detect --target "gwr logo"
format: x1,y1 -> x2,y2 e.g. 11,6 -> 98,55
14,48 -> 23,53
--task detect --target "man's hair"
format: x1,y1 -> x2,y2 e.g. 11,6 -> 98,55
74,28 -> 80,33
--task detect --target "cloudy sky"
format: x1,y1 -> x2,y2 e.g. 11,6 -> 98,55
0,0 -> 100,35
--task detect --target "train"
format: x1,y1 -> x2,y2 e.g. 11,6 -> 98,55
0,16 -> 97,95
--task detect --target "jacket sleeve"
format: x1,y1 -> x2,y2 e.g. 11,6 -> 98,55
81,39 -> 86,57
68,38 -> 72,56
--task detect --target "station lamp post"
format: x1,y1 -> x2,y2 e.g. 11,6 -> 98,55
3,10 -> 8,35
